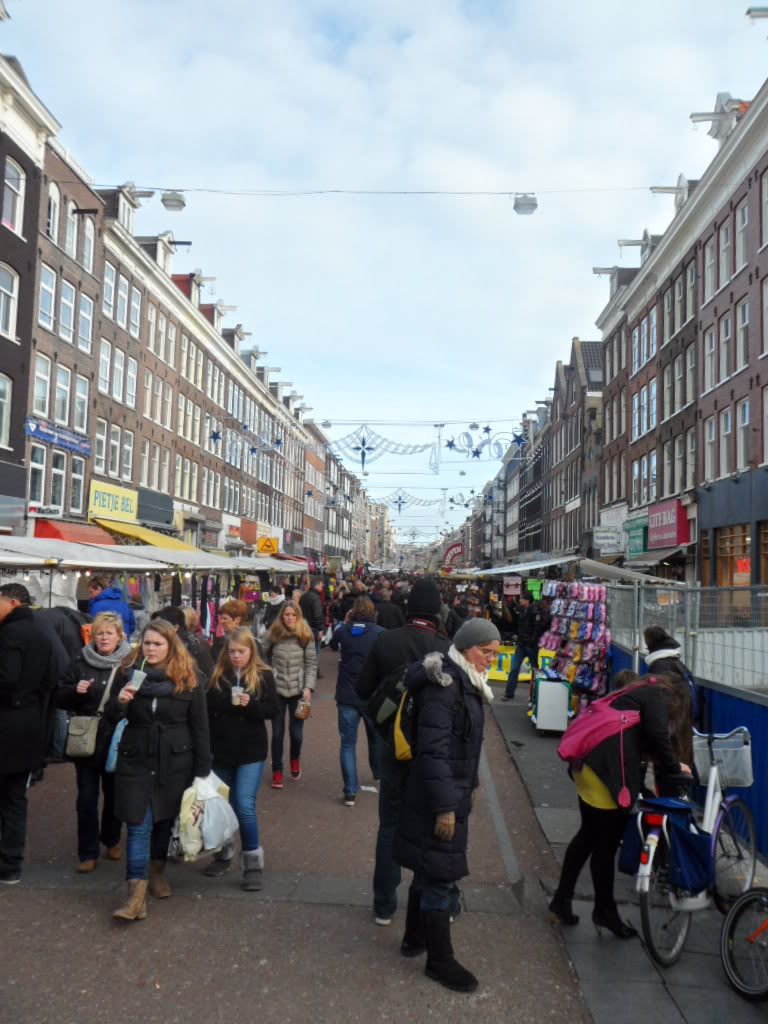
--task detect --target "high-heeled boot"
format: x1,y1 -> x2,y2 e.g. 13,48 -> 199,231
592,906 -> 637,939
548,893 -> 579,926
112,880 -> 148,921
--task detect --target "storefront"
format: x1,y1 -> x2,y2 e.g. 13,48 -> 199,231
137,487 -> 175,533
697,470 -> 768,586
91,482 -> 197,551
645,498 -> 694,582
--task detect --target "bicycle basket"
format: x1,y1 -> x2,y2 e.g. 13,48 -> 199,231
692,728 -> 753,788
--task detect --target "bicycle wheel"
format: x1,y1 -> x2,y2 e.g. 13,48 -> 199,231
639,833 -> 692,966
721,888 -> 768,1000
712,800 -> 756,915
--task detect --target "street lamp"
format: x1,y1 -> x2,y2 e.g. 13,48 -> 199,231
513,193 -> 538,215
161,190 -> 186,211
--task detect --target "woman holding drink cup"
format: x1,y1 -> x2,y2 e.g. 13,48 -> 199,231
203,627 -> 278,889
56,612 -> 132,872
106,619 -> 211,922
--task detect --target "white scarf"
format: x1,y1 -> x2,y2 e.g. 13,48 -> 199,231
448,645 -> 495,704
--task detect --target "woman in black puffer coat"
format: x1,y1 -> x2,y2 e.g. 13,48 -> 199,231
395,618 -> 500,995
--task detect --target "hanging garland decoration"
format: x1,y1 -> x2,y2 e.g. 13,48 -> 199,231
208,413 -> 285,458
381,489 -> 444,514
444,425 -> 525,461
327,426 -> 435,474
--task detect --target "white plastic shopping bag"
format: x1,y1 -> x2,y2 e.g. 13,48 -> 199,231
169,773 -> 237,862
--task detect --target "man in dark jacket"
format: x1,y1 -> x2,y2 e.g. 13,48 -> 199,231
0,584 -> 54,883
300,577 -> 326,677
502,590 -> 544,700
374,589 -> 405,631
356,577 -> 450,926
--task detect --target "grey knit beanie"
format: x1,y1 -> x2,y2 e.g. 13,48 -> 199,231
453,618 -> 501,651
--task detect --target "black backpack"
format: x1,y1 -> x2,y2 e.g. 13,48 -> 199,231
367,664 -> 409,744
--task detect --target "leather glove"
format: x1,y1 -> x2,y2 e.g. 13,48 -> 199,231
434,811 -> 456,842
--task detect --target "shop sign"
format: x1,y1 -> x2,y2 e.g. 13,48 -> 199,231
25,418 -> 91,457
593,527 -> 621,553
503,575 -> 522,596
87,481 -> 137,523
27,501 -> 62,519
202,528 -> 220,547
600,503 -> 628,530
647,499 -> 690,550
227,525 -> 242,538
257,536 -> 279,555
624,519 -> 648,559
442,542 -> 464,568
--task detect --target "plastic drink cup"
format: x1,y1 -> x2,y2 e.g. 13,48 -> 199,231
231,685 -> 244,706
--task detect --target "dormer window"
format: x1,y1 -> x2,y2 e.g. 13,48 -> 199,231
117,194 -> 134,233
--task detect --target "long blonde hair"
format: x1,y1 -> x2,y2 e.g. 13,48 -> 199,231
122,619 -> 198,693
209,626 -> 268,696
268,599 -> 313,648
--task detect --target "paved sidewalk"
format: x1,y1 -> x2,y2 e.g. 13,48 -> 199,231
489,691 -> 765,1023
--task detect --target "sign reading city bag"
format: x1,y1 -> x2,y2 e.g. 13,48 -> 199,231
65,667 -> 119,758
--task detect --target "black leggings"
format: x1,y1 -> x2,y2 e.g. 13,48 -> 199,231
555,798 -> 628,911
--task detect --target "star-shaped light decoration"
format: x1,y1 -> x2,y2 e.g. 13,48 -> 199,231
241,423 -> 249,433
472,448 -> 482,458
446,438 -> 456,450
486,492 -> 494,504
306,489 -> 314,498
249,446 -> 259,455
210,430 -> 222,443
512,433 -> 526,448
352,435 -> 375,472
482,425 -> 492,435
273,437 -> 283,450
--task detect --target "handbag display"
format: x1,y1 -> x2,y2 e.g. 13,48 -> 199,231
65,666 -> 118,759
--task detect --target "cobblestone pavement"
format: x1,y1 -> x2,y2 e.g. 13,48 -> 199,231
0,648 -> 590,1024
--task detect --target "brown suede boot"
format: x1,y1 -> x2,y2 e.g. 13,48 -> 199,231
112,880 -> 148,921
149,860 -> 172,899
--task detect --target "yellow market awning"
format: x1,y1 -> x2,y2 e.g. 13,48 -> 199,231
94,519 -> 199,552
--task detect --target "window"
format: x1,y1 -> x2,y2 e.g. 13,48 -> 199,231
736,199 -> 748,270
0,264 -> 19,340
704,417 -> 716,479
640,318 -> 648,364
177,393 -> 185,435
0,372 -> 10,447
126,357 -> 137,409
649,378 -> 657,429
649,449 -> 657,502
720,408 -> 732,477
174,454 -> 182,496
129,287 -> 141,338
116,275 -> 129,329
632,327 -> 639,372
82,218 -> 94,273
674,355 -> 683,411
103,262 -> 116,319
163,383 -> 173,428
94,419 -> 107,474
640,385 -> 648,434
640,455 -> 648,505
737,399 -> 749,470
46,183 -> 59,241
2,158 -> 25,234
54,365 -> 70,425
763,173 -> 768,248
143,370 -> 153,418
719,220 -> 732,287
74,375 -> 88,432
685,344 -> 696,405
38,263 -> 56,330
112,348 -> 125,402
620,453 -> 626,499
70,456 -> 84,513
704,238 -> 715,302
76,293 -> 93,354
604,461 -> 610,503
663,365 -> 672,420
180,333 -> 188,376
736,299 -> 749,370
150,443 -> 160,489
160,448 -> 170,491
147,305 -> 156,352
98,339 -> 111,393
661,290 -> 672,345
140,440 -> 149,486
33,353 -> 50,417
663,441 -> 673,496
64,201 -> 77,258
649,307 -> 657,356
29,445 -> 45,502
50,450 -> 66,510
166,323 -> 176,368
632,392 -> 639,440
122,429 -> 134,482
674,277 -> 683,333
58,280 -> 76,343
765,388 -> 768,464
193,405 -> 201,446
719,313 -> 733,380
157,314 -> 166,362
686,428 -> 696,490
704,327 -> 716,390
153,378 -> 162,423
685,262 -> 695,322
675,436 -> 684,494
763,279 -> 768,355
108,424 -> 121,478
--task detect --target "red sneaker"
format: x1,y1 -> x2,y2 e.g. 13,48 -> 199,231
290,759 -> 302,781
271,770 -> 284,789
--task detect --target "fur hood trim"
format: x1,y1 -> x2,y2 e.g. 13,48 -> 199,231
645,647 -> 680,666
423,651 -> 453,687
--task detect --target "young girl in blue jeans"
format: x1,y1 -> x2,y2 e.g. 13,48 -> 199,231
204,627 -> 279,890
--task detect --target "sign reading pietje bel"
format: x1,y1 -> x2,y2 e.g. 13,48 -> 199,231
87,481 -> 138,524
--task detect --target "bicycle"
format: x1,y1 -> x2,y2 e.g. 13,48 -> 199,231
634,727 -> 756,967
721,887 -> 768,1000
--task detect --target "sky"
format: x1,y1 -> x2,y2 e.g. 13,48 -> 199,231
3,0 -> 768,542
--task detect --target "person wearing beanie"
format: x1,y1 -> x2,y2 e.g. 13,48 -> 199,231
393,618 -> 500,993
355,577 -> 450,927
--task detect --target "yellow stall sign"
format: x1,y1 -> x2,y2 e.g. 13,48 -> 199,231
88,481 -> 138,524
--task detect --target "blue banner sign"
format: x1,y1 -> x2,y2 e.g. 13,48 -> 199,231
25,418 -> 92,457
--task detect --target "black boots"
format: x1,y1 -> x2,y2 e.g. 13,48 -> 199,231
548,893 -> 579,926
422,910 -> 478,993
592,906 -> 637,939
400,889 -> 426,958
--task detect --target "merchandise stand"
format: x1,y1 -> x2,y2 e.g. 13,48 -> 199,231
537,580 -> 611,708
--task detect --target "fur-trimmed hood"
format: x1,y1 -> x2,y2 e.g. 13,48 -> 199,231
409,648 -> 494,704
645,647 -> 680,667
422,650 -> 454,687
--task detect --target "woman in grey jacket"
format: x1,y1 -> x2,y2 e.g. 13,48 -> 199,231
262,601 -> 317,789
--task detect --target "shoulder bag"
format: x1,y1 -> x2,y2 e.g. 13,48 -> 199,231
65,666 -> 119,758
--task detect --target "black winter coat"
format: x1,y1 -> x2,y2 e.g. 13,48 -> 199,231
330,621 -> 385,707
106,667 -> 212,824
395,653 -> 485,882
299,589 -> 325,633
375,602 -> 405,631
584,684 -> 680,806
207,670 -> 279,767
182,631 -> 214,678
355,621 -> 450,703
0,606 -> 55,775
55,652 -> 124,764
516,602 -> 545,646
